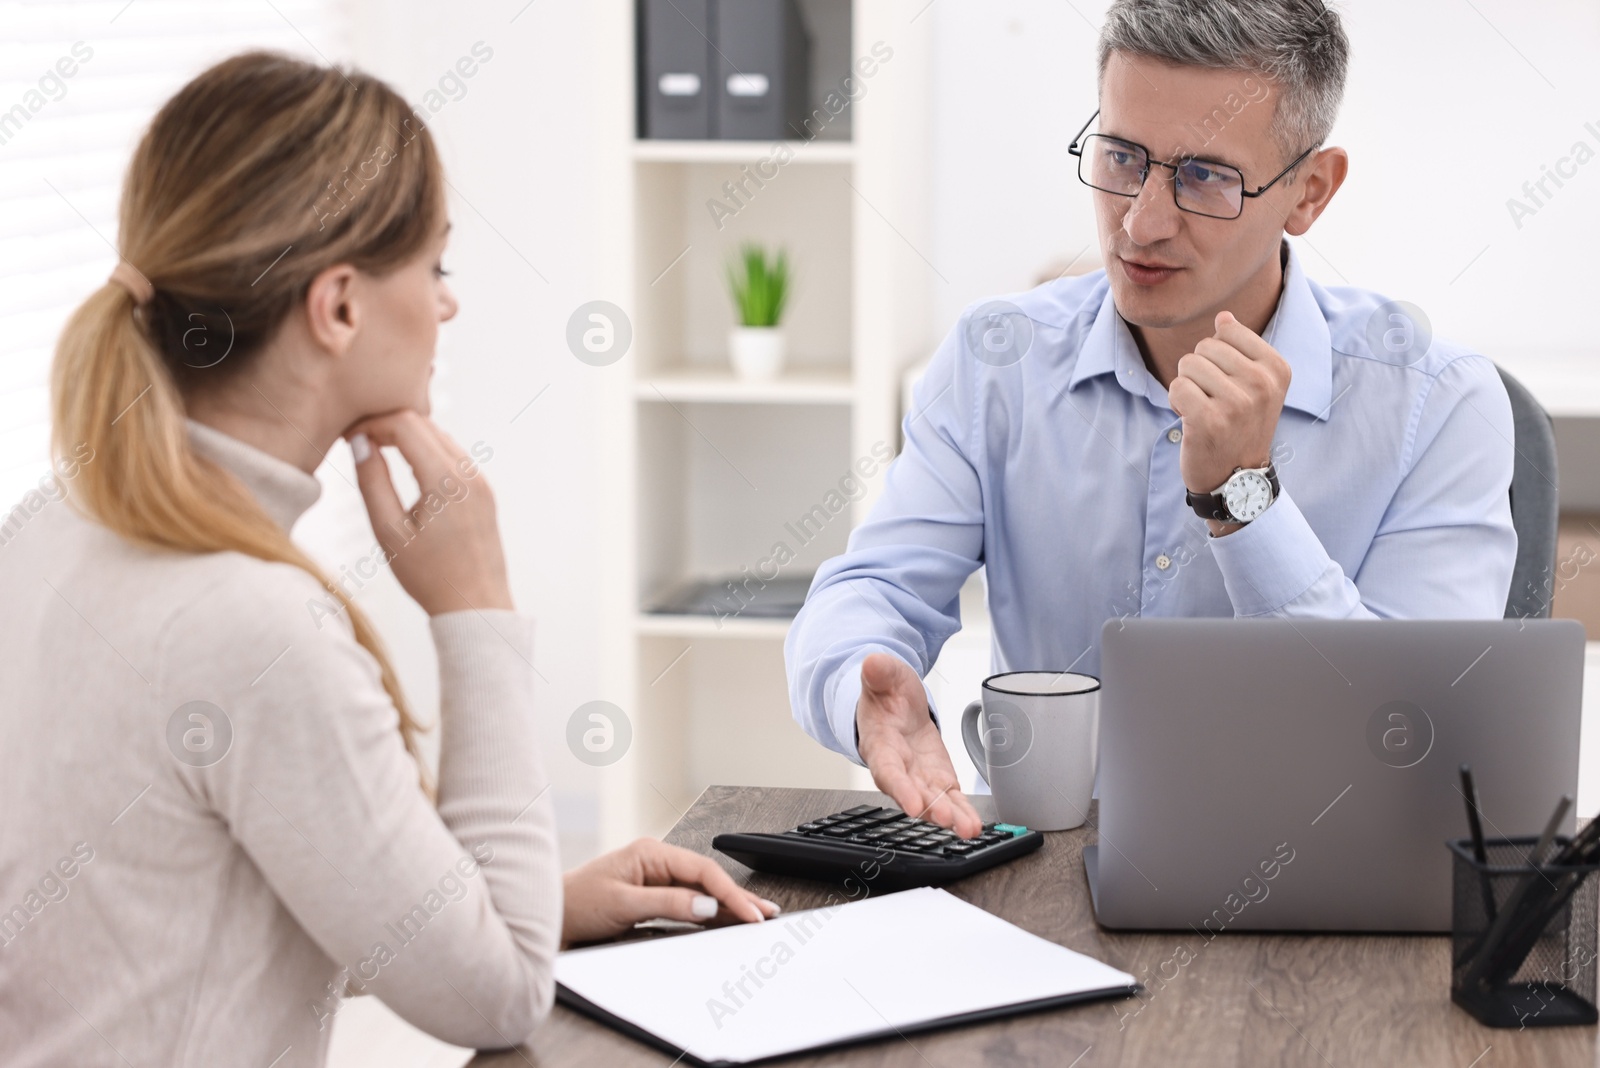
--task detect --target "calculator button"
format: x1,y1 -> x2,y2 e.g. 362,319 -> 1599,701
842,805 -> 876,816
862,829 -> 894,840
797,822 -> 824,832
947,842 -> 976,855
821,827 -> 856,837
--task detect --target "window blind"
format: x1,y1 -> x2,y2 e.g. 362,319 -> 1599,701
0,0 -> 349,510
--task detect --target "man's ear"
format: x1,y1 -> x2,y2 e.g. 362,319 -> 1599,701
303,263 -> 361,356
1283,146 -> 1348,236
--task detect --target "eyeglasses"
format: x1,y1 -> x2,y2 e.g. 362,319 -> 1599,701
1067,109 -> 1315,220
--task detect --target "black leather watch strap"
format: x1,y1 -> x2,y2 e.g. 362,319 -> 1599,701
1185,462 -> 1279,523
1185,485 -> 1232,522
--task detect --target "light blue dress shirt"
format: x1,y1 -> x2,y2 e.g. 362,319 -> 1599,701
786,241 -> 1518,764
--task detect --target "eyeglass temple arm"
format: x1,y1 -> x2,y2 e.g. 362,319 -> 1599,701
1239,143 -> 1318,199
1068,109 -> 1100,155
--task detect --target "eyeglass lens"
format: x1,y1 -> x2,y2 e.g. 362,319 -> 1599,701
1080,134 -> 1244,218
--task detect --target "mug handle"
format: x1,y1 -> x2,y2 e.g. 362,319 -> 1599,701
960,699 -> 987,772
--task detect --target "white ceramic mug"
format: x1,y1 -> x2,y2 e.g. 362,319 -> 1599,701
960,670 -> 1100,831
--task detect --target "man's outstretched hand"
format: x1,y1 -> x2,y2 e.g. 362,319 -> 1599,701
855,652 -> 984,839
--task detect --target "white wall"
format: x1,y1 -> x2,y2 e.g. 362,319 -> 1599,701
343,0 -> 614,861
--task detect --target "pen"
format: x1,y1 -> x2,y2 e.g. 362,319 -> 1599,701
1482,814 -> 1600,987
1463,793 -> 1572,993
1487,864 -> 1588,987
1460,764 -> 1496,922
1530,796 -> 1570,868
1544,812 -> 1600,868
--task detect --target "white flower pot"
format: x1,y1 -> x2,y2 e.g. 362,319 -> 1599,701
729,326 -> 786,380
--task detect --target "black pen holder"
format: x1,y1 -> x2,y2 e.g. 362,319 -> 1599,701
1449,836 -> 1600,1028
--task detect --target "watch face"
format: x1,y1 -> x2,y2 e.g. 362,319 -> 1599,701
1223,470 -> 1272,521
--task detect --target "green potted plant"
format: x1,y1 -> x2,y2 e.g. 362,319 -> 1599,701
725,243 -> 790,380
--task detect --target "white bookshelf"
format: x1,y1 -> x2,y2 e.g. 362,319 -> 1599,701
631,139 -> 857,165
592,1 -> 935,845
637,366 -> 855,405
634,613 -> 793,640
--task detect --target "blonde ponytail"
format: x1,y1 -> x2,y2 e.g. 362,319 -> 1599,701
51,53 -> 447,798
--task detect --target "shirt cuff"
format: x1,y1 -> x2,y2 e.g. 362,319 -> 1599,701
829,648 -> 941,767
1207,488 -> 1329,617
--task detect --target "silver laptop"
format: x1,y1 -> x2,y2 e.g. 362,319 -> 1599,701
1084,618 -> 1585,932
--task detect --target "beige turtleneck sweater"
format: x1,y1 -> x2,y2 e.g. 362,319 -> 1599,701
0,421 -> 561,1067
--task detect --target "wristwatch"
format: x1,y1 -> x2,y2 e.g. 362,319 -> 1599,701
1186,462 -> 1280,524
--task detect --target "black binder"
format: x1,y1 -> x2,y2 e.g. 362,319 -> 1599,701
639,0 -> 712,139
712,0 -> 812,140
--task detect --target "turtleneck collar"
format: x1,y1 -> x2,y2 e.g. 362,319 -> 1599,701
186,419 -> 323,531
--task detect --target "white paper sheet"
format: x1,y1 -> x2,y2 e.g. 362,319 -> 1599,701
554,886 -> 1137,1064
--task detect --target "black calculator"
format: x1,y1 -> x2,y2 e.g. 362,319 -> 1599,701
712,804 -> 1044,892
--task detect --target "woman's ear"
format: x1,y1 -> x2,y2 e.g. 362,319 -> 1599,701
303,263 -> 361,356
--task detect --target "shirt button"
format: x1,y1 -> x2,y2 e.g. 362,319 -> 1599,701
1167,428 -> 1182,443
1155,554 -> 1172,570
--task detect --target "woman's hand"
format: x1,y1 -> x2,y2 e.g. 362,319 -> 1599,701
346,411 -> 512,616
562,838 -> 780,948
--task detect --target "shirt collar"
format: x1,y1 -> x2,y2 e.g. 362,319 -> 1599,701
1066,240 -> 1334,420
186,419 -> 323,531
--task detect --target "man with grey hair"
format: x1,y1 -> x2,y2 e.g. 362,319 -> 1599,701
786,0 -> 1517,836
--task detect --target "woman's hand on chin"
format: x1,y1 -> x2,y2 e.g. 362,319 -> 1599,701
561,838 -> 780,949
345,409 -> 512,616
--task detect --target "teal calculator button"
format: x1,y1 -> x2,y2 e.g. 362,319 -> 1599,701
993,823 -> 1028,836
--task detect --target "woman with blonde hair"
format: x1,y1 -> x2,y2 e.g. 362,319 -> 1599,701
0,51 -> 775,1066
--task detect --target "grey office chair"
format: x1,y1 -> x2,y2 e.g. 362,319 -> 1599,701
1497,365 -> 1559,619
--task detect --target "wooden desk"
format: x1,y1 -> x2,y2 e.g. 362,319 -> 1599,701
473,786 -> 1600,1066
